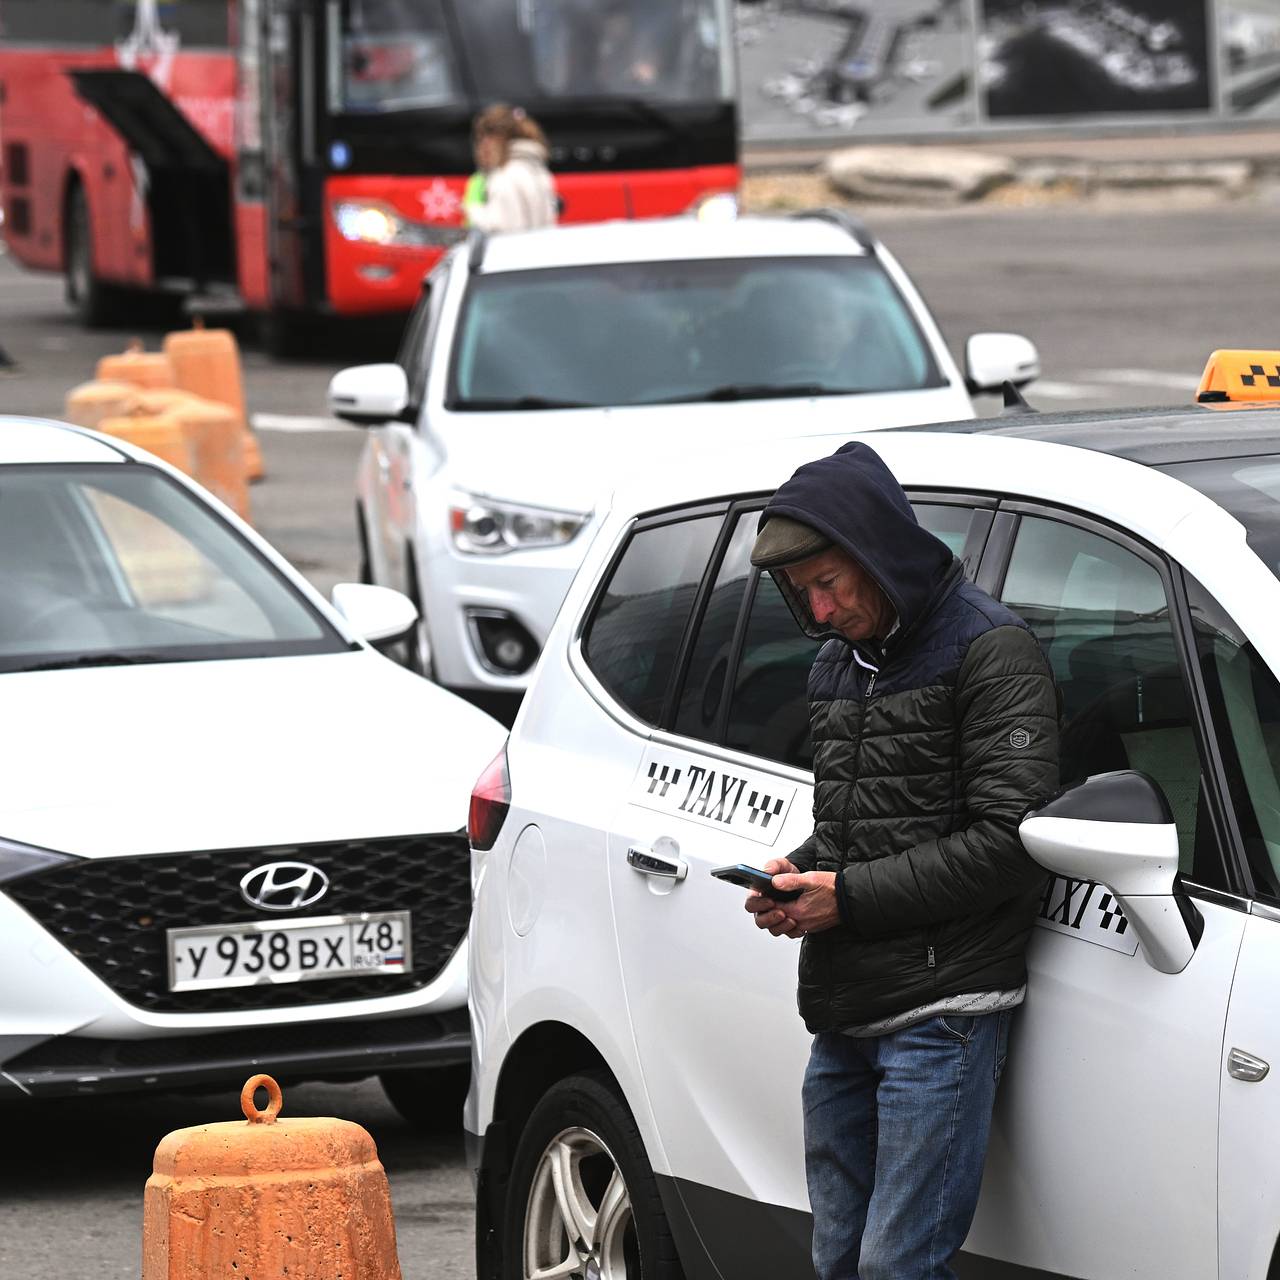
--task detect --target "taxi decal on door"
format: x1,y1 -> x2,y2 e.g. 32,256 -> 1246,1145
629,745 -> 798,847
1035,874 -> 1139,956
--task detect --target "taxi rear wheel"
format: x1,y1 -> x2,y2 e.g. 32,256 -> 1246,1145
504,1073 -> 683,1280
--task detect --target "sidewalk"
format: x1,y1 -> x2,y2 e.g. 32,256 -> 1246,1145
742,127 -> 1280,208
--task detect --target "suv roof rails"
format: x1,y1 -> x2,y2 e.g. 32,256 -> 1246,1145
468,228 -> 489,273
789,207 -> 876,253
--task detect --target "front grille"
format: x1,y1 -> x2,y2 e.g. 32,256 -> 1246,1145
6,833 -> 471,1013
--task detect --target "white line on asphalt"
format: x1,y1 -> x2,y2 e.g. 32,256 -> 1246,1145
1027,380 -> 1105,400
252,413 -> 347,433
1086,368 -> 1201,391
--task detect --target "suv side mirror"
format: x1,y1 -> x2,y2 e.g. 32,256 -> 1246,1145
331,582 -> 417,649
965,332 -> 1040,394
328,364 -> 411,426
1019,770 -> 1203,974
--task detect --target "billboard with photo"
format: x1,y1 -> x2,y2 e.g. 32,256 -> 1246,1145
737,0 -> 1264,140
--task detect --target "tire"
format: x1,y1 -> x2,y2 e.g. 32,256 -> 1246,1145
503,1073 -> 683,1280
403,550 -> 437,681
64,183 -> 124,328
355,503 -> 374,585
379,1063 -> 470,1130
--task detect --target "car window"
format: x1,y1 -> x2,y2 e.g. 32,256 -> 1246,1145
673,513 -> 755,742
913,503 -> 973,557
0,465 -> 346,672
1184,574 -> 1280,898
447,256 -> 944,410
1000,514 -> 1227,888
583,515 -> 722,725
724,571 -> 820,769
396,263 -> 448,409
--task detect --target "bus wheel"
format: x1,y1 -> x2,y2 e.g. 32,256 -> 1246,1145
65,184 -> 123,328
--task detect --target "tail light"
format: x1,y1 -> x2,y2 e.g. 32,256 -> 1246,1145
469,743 -> 511,851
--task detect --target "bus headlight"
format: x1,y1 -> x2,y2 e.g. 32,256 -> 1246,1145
332,200 -> 465,248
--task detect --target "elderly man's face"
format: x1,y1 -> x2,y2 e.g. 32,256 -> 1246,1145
784,546 -> 893,644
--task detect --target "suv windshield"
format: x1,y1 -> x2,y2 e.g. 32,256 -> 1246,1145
1160,455 -> 1280,583
448,256 -> 944,410
338,0 -> 733,114
0,465 -> 347,673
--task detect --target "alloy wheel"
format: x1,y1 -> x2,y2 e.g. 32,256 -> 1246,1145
523,1126 -> 636,1280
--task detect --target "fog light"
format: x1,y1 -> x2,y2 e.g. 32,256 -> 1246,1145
467,609 -> 539,675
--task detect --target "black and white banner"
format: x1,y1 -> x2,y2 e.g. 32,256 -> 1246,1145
630,746 -> 799,847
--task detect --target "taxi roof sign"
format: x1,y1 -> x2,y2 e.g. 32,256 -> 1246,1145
1197,350 -> 1280,404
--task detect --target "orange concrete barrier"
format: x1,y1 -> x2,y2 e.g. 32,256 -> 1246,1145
164,320 -> 264,481
143,1075 -> 402,1280
168,397 -> 249,520
64,379 -> 140,430
96,339 -> 174,389
97,412 -> 193,475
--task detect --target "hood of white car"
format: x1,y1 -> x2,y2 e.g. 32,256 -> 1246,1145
441,387 -> 973,512
0,652 -> 506,858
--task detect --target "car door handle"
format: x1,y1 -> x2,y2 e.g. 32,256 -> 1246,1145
1228,1047 -> 1270,1082
627,847 -> 687,882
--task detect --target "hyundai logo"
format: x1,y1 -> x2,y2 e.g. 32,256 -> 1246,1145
239,861 -> 330,912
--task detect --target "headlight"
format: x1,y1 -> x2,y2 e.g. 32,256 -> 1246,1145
332,200 -> 465,249
449,495 -> 587,555
0,835 -> 76,886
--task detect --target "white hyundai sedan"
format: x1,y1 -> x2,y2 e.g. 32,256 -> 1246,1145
330,213 -> 1038,721
466,383 -> 1280,1278
0,417 -> 505,1123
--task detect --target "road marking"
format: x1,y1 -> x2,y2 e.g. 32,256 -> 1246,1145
252,413 -> 348,433
1085,368 -> 1201,391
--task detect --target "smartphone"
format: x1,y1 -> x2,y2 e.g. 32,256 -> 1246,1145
710,863 -> 802,902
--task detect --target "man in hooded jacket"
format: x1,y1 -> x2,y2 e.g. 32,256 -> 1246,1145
743,441 -> 1059,1280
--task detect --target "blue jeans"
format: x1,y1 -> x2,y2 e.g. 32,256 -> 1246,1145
803,1012 -> 1011,1280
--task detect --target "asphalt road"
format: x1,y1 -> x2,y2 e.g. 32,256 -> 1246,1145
2,194 -> 1277,1277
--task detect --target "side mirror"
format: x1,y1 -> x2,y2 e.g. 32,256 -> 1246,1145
331,582 -> 417,649
327,364 -> 411,426
1019,770 -> 1203,974
964,332 -> 1041,394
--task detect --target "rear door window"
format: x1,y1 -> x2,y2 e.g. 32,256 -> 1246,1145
583,515 -> 722,726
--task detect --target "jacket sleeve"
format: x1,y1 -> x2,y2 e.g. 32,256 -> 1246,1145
837,625 -> 1059,938
787,834 -> 819,874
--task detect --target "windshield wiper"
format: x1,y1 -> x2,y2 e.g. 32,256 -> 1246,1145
13,652 -> 189,673
643,383 -> 865,405
448,396 -> 599,411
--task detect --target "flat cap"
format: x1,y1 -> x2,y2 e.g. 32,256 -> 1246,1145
750,515 -> 832,570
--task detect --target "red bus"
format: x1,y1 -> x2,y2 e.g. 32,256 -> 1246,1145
0,0 -> 738,331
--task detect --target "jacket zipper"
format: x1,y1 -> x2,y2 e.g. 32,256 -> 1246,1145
927,945 -> 936,969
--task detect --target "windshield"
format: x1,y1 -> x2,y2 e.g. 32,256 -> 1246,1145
336,0 -> 733,114
448,256 -> 945,411
1160,455 -> 1280,583
0,465 -> 348,673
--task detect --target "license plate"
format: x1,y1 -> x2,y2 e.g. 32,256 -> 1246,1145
166,912 -> 411,992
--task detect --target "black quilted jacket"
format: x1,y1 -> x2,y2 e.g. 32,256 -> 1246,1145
763,443 -> 1060,1031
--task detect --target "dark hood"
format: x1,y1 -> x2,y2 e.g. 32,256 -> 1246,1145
760,441 -> 959,651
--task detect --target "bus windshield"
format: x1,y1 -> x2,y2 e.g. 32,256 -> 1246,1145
337,0 -> 734,115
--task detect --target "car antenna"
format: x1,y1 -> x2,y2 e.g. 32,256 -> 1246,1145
1001,380 -> 1037,415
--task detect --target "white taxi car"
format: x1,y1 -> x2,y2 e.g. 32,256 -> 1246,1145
329,213 -> 1039,721
0,417 -> 505,1123
466,369 -> 1280,1278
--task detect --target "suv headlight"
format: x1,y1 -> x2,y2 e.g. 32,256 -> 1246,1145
0,835 -> 76,886
332,200 -> 464,249
449,495 -> 588,555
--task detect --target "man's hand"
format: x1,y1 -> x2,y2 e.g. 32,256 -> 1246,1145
744,860 -> 841,939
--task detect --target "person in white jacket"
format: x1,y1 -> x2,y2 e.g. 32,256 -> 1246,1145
465,105 -> 559,233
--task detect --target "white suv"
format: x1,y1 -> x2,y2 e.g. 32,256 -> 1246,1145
466,403 -> 1280,1279
331,213 -> 1038,721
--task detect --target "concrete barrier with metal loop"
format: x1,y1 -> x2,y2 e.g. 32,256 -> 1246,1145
167,397 -> 250,520
164,320 -> 264,481
143,1074 -> 403,1280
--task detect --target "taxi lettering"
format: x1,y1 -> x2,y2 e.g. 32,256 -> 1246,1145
1035,873 -> 1139,956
